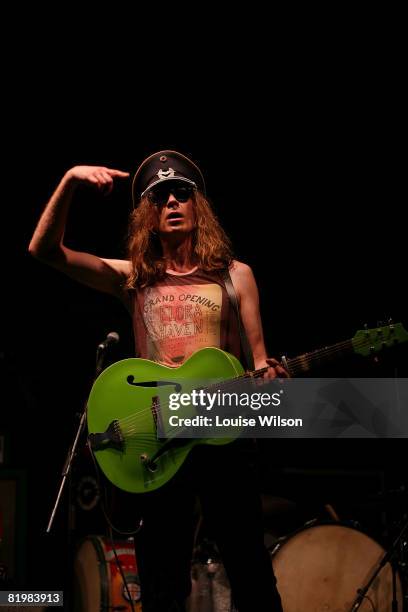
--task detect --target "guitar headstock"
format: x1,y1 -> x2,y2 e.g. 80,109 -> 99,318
352,322 -> 408,357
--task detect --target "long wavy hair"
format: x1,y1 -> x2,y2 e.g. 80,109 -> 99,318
126,191 -> 233,289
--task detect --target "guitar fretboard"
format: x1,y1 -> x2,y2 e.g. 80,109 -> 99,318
285,339 -> 354,375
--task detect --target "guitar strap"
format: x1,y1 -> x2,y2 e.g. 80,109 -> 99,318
221,269 -> 255,371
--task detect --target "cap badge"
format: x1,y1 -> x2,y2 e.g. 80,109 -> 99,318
157,168 -> 176,181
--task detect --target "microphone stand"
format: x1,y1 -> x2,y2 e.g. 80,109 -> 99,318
46,344 -> 107,534
45,342 -> 112,611
349,516 -> 408,611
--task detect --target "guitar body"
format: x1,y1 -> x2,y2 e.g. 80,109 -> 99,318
87,347 -> 244,493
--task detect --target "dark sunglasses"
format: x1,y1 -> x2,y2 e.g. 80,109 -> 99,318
147,183 -> 195,206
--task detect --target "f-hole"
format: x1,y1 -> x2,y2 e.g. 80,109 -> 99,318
126,376 -> 182,393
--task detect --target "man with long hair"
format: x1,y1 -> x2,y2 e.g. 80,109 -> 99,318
29,151 -> 285,611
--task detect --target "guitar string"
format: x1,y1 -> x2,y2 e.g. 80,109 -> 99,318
113,365 -> 266,426
286,326 -> 404,369
285,335 -> 395,369
90,331 -> 405,473
115,335 -> 396,436
109,376 -> 267,439
90,333 -> 400,441
113,334 -> 387,433
117,369 -> 267,434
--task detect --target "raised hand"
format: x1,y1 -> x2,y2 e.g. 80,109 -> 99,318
67,165 -> 130,195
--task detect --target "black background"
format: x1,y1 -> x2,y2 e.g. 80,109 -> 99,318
1,24 -> 407,599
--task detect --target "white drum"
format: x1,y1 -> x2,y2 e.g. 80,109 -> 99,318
271,522 -> 403,611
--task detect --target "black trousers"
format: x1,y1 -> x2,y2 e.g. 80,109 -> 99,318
133,442 -> 283,612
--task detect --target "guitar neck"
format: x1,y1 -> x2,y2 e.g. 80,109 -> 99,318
218,322 -> 406,380
283,339 -> 354,376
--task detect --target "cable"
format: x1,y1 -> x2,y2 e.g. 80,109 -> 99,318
87,440 -> 141,610
363,593 -> 376,612
108,524 -> 136,612
88,438 -> 143,536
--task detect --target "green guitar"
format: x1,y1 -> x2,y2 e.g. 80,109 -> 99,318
87,322 -> 407,493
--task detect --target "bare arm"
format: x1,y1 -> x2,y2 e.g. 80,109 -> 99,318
229,260 -> 288,378
28,166 -> 131,297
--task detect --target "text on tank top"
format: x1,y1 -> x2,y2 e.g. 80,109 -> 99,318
131,268 -> 241,366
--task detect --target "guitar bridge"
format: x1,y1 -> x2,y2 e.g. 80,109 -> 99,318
89,420 -> 124,452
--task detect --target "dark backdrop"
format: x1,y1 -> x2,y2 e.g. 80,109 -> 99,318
2,70 -> 407,596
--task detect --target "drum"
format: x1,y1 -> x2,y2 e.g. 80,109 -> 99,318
73,535 -> 142,611
270,522 -> 403,611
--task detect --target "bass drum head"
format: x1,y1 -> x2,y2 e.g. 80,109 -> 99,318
73,535 -> 141,612
271,523 -> 403,612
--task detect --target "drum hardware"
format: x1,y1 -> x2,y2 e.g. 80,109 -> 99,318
187,539 -> 237,612
324,503 -> 340,522
350,515 -> 408,612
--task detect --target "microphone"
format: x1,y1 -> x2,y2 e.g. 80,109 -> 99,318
98,331 -> 120,351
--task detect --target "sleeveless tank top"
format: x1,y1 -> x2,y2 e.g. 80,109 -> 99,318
130,268 -> 241,367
